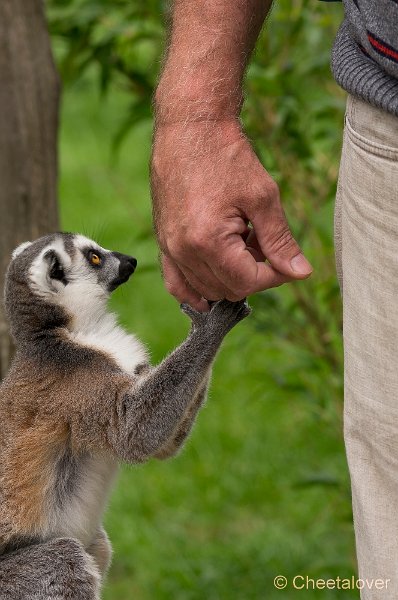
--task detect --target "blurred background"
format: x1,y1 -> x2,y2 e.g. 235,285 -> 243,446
28,0 -> 354,597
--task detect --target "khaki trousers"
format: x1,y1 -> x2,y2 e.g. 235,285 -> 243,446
335,94 -> 398,599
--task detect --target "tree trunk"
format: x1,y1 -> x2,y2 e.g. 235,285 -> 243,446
0,0 -> 60,379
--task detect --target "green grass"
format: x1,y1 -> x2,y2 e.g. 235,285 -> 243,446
59,78 -> 356,599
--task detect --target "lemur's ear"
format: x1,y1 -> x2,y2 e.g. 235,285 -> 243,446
12,241 -> 32,259
43,249 -> 67,284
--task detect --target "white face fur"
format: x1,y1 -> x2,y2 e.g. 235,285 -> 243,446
14,234 -> 137,331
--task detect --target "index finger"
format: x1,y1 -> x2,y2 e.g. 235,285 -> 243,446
162,254 -> 210,311
206,234 -> 294,298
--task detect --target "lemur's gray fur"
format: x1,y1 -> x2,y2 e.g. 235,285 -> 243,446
0,233 -> 250,599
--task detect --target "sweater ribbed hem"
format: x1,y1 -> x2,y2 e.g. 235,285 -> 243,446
332,20 -> 398,117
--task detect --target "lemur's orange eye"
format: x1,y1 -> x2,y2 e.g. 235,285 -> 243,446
90,252 -> 101,266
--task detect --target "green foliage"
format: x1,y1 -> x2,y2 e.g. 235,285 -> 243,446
47,0 -> 166,147
48,0 -> 353,596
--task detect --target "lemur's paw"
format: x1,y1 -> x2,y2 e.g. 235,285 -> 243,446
209,299 -> 251,329
180,303 -> 208,327
181,299 -> 251,332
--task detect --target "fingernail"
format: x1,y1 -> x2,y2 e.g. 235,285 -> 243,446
290,253 -> 313,275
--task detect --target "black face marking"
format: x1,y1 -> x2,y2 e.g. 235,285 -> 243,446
61,232 -> 77,259
108,252 -> 137,292
44,250 -> 68,286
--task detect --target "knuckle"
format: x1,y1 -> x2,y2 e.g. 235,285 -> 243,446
207,292 -> 224,301
264,179 -> 280,203
240,287 -> 253,298
167,239 -> 185,261
168,230 -> 208,260
225,291 -> 245,302
229,284 -> 251,299
251,178 -> 280,208
192,279 -> 221,300
189,231 -> 208,254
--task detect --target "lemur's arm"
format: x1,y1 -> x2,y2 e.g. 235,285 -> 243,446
72,300 -> 250,463
153,375 -> 210,459
106,300 -> 250,463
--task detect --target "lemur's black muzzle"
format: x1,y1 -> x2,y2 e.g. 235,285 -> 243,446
109,252 -> 137,291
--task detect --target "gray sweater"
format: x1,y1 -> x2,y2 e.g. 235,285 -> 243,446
332,0 -> 398,116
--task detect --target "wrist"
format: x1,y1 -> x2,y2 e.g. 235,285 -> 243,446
154,69 -> 243,125
152,118 -> 245,163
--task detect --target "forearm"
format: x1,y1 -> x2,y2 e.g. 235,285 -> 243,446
154,374 -> 210,459
110,334 -> 217,462
155,0 -> 273,123
151,0 -> 312,308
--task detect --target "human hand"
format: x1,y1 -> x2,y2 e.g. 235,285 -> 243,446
151,119 -> 313,311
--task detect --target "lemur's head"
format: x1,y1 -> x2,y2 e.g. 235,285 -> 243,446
5,233 -> 137,342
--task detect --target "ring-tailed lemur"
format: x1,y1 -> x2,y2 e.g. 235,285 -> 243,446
0,232 -> 250,599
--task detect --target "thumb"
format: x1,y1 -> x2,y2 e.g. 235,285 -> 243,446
251,206 -> 313,279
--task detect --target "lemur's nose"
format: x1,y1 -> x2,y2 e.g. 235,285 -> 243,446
120,256 -> 137,279
129,256 -> 137,270
112,252 -> 137,271
108,253 -> 137,292
123,255 -> 137,275
111,251 -> 136,279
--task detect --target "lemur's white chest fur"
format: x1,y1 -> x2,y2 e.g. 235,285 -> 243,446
45,327 -> 147,547
56,303 -> 148,545
51,291 -> 148,546
69,309 -> 148,375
